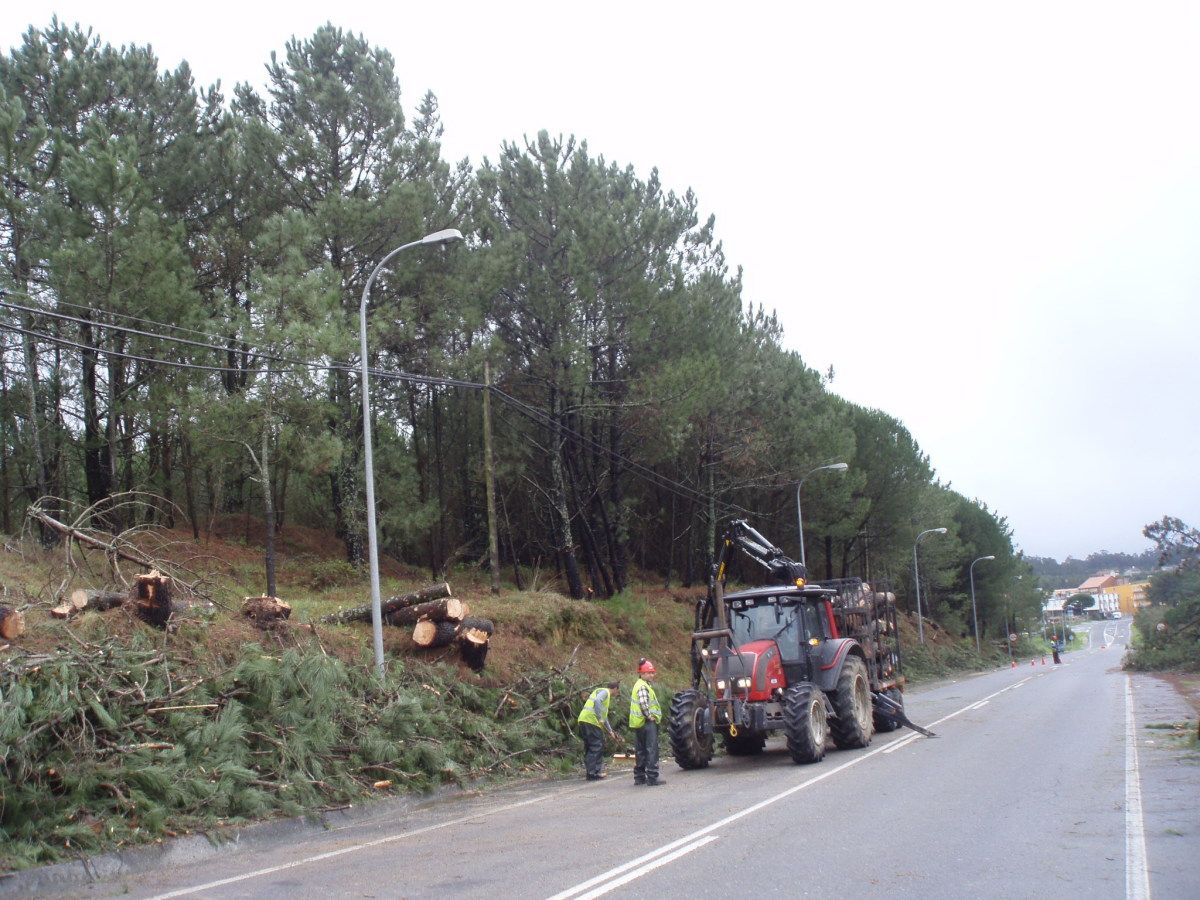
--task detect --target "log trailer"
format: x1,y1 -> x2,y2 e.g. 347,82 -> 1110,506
669,519 -> 934,768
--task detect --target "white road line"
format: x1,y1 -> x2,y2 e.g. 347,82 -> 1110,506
573,836 -> 719,900
1125,677 -> 1151,900
882,734 -> 920,754
143,793 -> 554,900
551,678 -> 1037,900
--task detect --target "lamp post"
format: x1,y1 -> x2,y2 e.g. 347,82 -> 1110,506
969,555 -> 995,655
912,527 -> 947,644
361,228 -> 464,675
795,462 -> 848,569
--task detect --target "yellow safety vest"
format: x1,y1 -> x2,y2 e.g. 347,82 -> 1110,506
577,687 -> 611,728
628,677 -> 661,729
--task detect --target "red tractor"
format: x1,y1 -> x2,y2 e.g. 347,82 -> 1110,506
669,520 -> 933,768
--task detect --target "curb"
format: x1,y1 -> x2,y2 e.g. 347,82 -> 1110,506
0,774 -> 560,898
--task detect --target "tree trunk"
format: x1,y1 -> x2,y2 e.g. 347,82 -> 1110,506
51,588 -> 127,618
319,582 -> 453,625
412,618 -> 459,648
482,361 -> 501,594
385,596 -> 469,627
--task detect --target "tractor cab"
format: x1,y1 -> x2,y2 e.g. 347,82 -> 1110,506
725,587 -> 835,692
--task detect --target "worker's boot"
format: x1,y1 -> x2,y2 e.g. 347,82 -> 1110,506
646,778 -> 666,786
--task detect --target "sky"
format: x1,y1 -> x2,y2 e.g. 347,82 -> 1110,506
5,1 -> 1198,562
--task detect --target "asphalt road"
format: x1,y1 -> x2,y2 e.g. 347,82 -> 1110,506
36,620 -> 1200,899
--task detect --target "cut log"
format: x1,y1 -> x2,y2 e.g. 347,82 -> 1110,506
385,597 -> 468,627
133,571 -> 173,629
458,616 -> 495,636
412,618 -> 460,649
51,588 -> 127,619
319,582 -> 452,625
242,595 -> 292,626
0,606 -> 25,640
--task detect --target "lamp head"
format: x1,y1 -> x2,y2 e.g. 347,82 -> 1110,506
419,228 -> 464,245
934,527 -> 948,535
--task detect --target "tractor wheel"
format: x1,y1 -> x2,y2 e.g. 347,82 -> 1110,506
722,730 -> 766,756
782,683 -> 827,764
830,655 -> 874,749
669,689 -> 714,770
873,687 -> 904,733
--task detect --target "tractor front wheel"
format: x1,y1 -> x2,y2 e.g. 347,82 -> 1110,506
669,689 -> 714,769
830,655 -> 874,749
782,683 -> 827,764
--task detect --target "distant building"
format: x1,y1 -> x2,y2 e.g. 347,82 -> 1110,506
1113,581 -> 1150,615
1043,573 -> 1123,619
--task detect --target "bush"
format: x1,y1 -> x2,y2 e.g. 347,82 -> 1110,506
304,558 -> 361,590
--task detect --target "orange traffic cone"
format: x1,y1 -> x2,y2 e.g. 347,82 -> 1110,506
1041,656 -> 1046,665
1030,659 -> 1035,666
1011,660 -> 1017,668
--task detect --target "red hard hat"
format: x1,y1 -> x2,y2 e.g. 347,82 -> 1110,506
638,659 -> 656,674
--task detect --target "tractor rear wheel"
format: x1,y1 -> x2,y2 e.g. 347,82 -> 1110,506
873,687 -> 904,733
723,730 -> 766,756
830,655 -> 874,749
669,689 -> 714,769
782,683 -> 827,764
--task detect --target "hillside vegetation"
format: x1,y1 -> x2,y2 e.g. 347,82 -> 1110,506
0,523 -> 1008,872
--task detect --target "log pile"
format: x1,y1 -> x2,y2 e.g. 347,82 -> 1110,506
324,582 -> 494,671
48,571 -> 176,629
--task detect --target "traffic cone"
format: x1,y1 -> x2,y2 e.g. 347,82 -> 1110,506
1041,656 -> 1046,665
1011,660 -> 1017,668
1030,659 -> 1035,666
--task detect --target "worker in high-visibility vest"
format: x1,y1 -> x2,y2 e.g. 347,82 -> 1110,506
577,681 -> 620,780
629,658 -> 664,786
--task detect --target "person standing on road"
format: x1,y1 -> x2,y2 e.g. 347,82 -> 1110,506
577,681 -> 620,781
629,659 -> 664,786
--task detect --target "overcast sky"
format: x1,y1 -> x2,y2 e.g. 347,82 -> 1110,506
6,1 -> 1198,561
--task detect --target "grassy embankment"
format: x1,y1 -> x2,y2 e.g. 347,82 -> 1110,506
0,521 -> 1017,871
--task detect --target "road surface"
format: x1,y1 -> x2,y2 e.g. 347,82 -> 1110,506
25,620 -> 1200,899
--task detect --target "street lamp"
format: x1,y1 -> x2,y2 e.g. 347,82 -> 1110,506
912,527 -> 947,644
795,463 -> 848,569
969,555 -> 995,655
361,227 -> 464,675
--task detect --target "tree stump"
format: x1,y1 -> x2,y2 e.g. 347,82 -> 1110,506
242,596 -> 292,627
133,571 -> 173,629
0,606 -> 25,640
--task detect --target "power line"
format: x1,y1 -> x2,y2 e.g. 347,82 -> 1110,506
0,313 -> 762,518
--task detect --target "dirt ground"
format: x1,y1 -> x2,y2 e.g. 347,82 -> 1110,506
1150,670 -> 1200,720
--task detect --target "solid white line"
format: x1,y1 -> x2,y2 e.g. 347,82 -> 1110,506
882,734 -> 920,754
551,676 -> 1037,900
143,793 -> 553,900
1125,677 -> 1151,900
573,836 -> 719,900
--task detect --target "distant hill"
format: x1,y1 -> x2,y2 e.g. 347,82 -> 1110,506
1027,550 -> 1159,591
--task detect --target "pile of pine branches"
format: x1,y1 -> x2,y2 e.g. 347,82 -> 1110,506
0,632 -> 586,872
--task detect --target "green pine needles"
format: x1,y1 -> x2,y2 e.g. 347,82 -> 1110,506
0,634 -> 585,871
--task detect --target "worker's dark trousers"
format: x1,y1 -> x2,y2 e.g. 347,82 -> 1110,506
579,723 -> 605,777
633,721 -> 659,784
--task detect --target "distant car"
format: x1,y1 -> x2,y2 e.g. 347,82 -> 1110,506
1110,611 -> 1123,619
